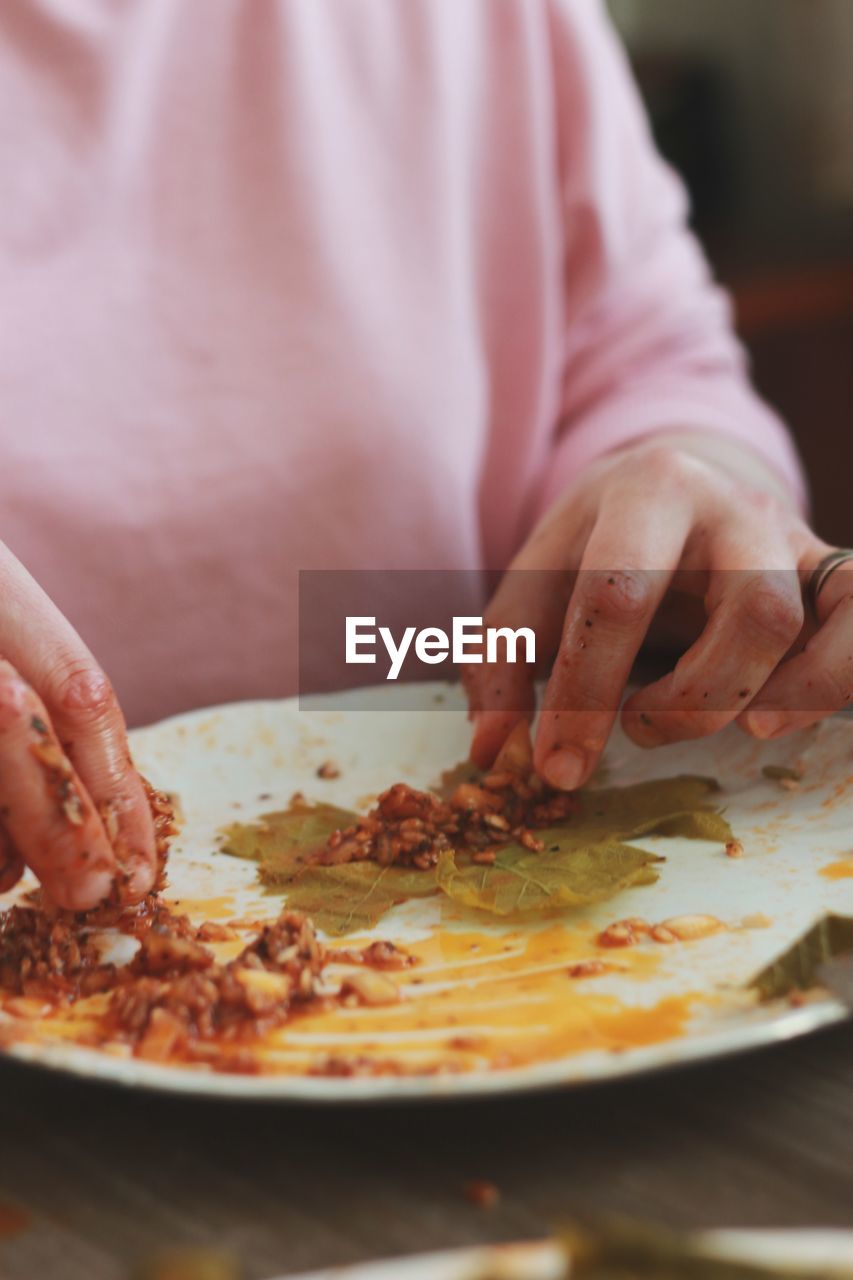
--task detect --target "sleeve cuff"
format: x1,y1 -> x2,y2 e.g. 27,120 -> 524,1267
535,381 -> 808,522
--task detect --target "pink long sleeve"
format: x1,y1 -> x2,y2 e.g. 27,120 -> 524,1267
0,0 -> 806,725
535,0 -> 807,519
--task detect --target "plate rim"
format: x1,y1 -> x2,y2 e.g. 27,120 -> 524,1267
277,1229 -> 853,1280
0,688 -> 848,1103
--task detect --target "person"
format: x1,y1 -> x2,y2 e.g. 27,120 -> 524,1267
0,0 -> 849,911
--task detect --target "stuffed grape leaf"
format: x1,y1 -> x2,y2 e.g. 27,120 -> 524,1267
220,802 -> 439,936
221,776 -> 730,934
436,776 -> 730,918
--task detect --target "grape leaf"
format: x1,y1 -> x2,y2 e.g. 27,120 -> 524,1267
273,862 -> 439,937
221,802 -> 355,876
436,837 -> 662,916
572,775 -> 731,844
561,1217 -> 853,1279
436,776 -> 730,918
220,802 -> 439,936
221,776 -> 730,934
748,914 -> 853,1001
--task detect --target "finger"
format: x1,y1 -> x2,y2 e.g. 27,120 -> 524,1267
468,706 -> 533,771
740,554 -> 853,737
0,827 -> 24,895
0,545 -> 156,900
44,665 -> 156,900
534,480 -> 693,790
465,495 -> 592,767
624,514 -> 803,746
0,660 -> 118,910
464,569 -> 569,768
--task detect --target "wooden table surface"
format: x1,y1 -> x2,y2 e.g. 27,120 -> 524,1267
0,1015 -> 852,1280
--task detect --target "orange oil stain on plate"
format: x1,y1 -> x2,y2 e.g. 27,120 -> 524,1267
822,775 -> 853,809
0,992 -> 111,1054
821,857 -> 853,880
268,982 -> 697,1076
2,921 -> 689,1080
273,922 -> 687,1076
165,894 -> 236,921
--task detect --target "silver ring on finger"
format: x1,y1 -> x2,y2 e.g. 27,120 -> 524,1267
805,550 -> 853,619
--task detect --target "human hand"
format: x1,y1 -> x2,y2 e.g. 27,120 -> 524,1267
0,543 -> 156,909
465,433 -> 851,788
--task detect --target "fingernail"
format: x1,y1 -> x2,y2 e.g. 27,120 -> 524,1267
54,868 -> 114,913
121,851 -> 156,903
470,712 -> 490,766
628,710 -> 668,746
542,746 -> 587,791
743,709 -> 787,739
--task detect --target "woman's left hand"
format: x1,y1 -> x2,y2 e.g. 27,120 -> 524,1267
463,432 -> 853,789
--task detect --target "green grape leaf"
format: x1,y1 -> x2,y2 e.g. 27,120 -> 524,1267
561,1216 -> 853,1278
749,914 -> 853,1001
572,775 -> 731,844
220,801 -> 438,936
435,775 -> 730,918
221,776 -> 730,933
221,801 -> 356,872
436,837 -> 662,916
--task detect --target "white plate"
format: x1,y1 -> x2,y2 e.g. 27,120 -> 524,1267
1,683 -> 852,1100
280,1230 -> 853,1279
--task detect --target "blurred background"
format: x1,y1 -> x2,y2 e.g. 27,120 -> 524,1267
609,0 -> 853,545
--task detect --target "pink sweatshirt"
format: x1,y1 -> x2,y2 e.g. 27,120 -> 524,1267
0,0 -> 803,727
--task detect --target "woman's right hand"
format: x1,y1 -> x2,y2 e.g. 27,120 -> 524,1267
0,541 -> 156,910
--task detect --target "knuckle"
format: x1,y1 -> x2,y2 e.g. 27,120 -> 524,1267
638,445 -> 689,484
45,660 -> 117,723
741,583 -> 803,649
542,703 -> 612,750
673,708 -> 730,737
0,663 -> 36,732
642,708 -> 729,742
581,569 -> 656,628
567,694 -> 617,725
746,490 -> 782,521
